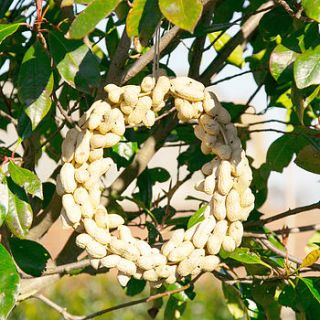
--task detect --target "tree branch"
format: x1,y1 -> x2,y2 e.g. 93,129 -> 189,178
200,1 -> 274,85
27,192 -> 62,240
103,30 -> 131,87
33,274 -> 202,320
188,0 -> 218,78
245,201 -> 320,227
120,26 -> 181,84
34,294 -> 82,320
259,237 -> 320,271
244,223 -> 320,237
0,110 -> 17,126
274,0 -> 312,22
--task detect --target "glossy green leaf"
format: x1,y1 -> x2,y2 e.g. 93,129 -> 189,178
266,134 -> 296,173
178,144 -> 211,172
105,17 -> 119,60
125,278 -> 146,296
126,0 -> 162,45
48,31 -> 100,94
0,170 -> 8,227
149,167 -> 170,183
164,295 -> 187,320
9,238 -> 50,277
145,221 -> 162,244
0,244 -> 20,320
208,32 -> 244,68
159,0 -> 203,32
67,0 -> 121,39
299,278 -> 320,303
302,0 -> 320,22
0,23 -> 21,44
222,283 -> 246,319
251,281 -> 281,319
137,169 -> 153,208
295,144 -> 320,174
8,161 -> 43,199
228,248 -> 271,269
269,44 -> 299,82
5,188 -> 33,239
18,41 -> 53,130
187,204 -> 206,229
294,45 -> 320,89
278,283 -> 296,307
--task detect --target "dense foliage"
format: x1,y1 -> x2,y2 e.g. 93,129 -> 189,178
0,0 -> 320,319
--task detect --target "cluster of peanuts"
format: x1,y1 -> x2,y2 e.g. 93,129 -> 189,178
56,76 -> 254,288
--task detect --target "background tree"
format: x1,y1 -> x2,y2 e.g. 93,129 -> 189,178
0,0 -> 320,319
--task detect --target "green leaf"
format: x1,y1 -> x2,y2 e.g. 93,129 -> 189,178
164,295 -> 187,320
149,167 -> 170,183
299,278 -> 320,303
18,41 -> 53,130
295,144 -> 320,174
159,0 -> 203,33
9,238 -> 50,277
0,170 -> 8,227
228,248 -> 271,269
266,134 -> 296,173
278,284 -> 297,308
8,161 -> 43,199
5,188 -> 33,239
0,244 -> 20,320
269,44 -> 299,82
125,278 -> 146,296
294,45 -> 320,89
164,283 -> 189,302
302,0 -> 320,22
222,283 -> 246,319
208,32 -> 244,68
0,23 -> 21,44
251,281 -> 281,319
48,31 -> 100,94
105,16 -> 119,60
145,221 -> 162,244
187,205 -> 206,229
67,0 -> 121,39
178,144 -> 212,172
136,169 -> 153,209
126,0 -> 162,46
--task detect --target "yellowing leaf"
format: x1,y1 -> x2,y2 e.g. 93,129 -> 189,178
208,31 -> 244,68
159,0 -> 202,33
300,249 -> 320,269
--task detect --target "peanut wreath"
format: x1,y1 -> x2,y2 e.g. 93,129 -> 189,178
56,75 -> 254,288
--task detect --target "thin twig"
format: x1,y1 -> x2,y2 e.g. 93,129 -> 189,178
35,274 -> 202,320
244,223 -> 320,237
200,1 -> 273,85
210,70 -> 254,86
0,110 -> 18,126
274,0 -> 312,22
246,119 -> 289,126
248,128 -> 288,134
259,238 -> 320,271
34,294 -> 82,320
245,201 -> 320,227
245,83 -> 263,107
52,91 -> 80,130
44,259 -> 91,276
